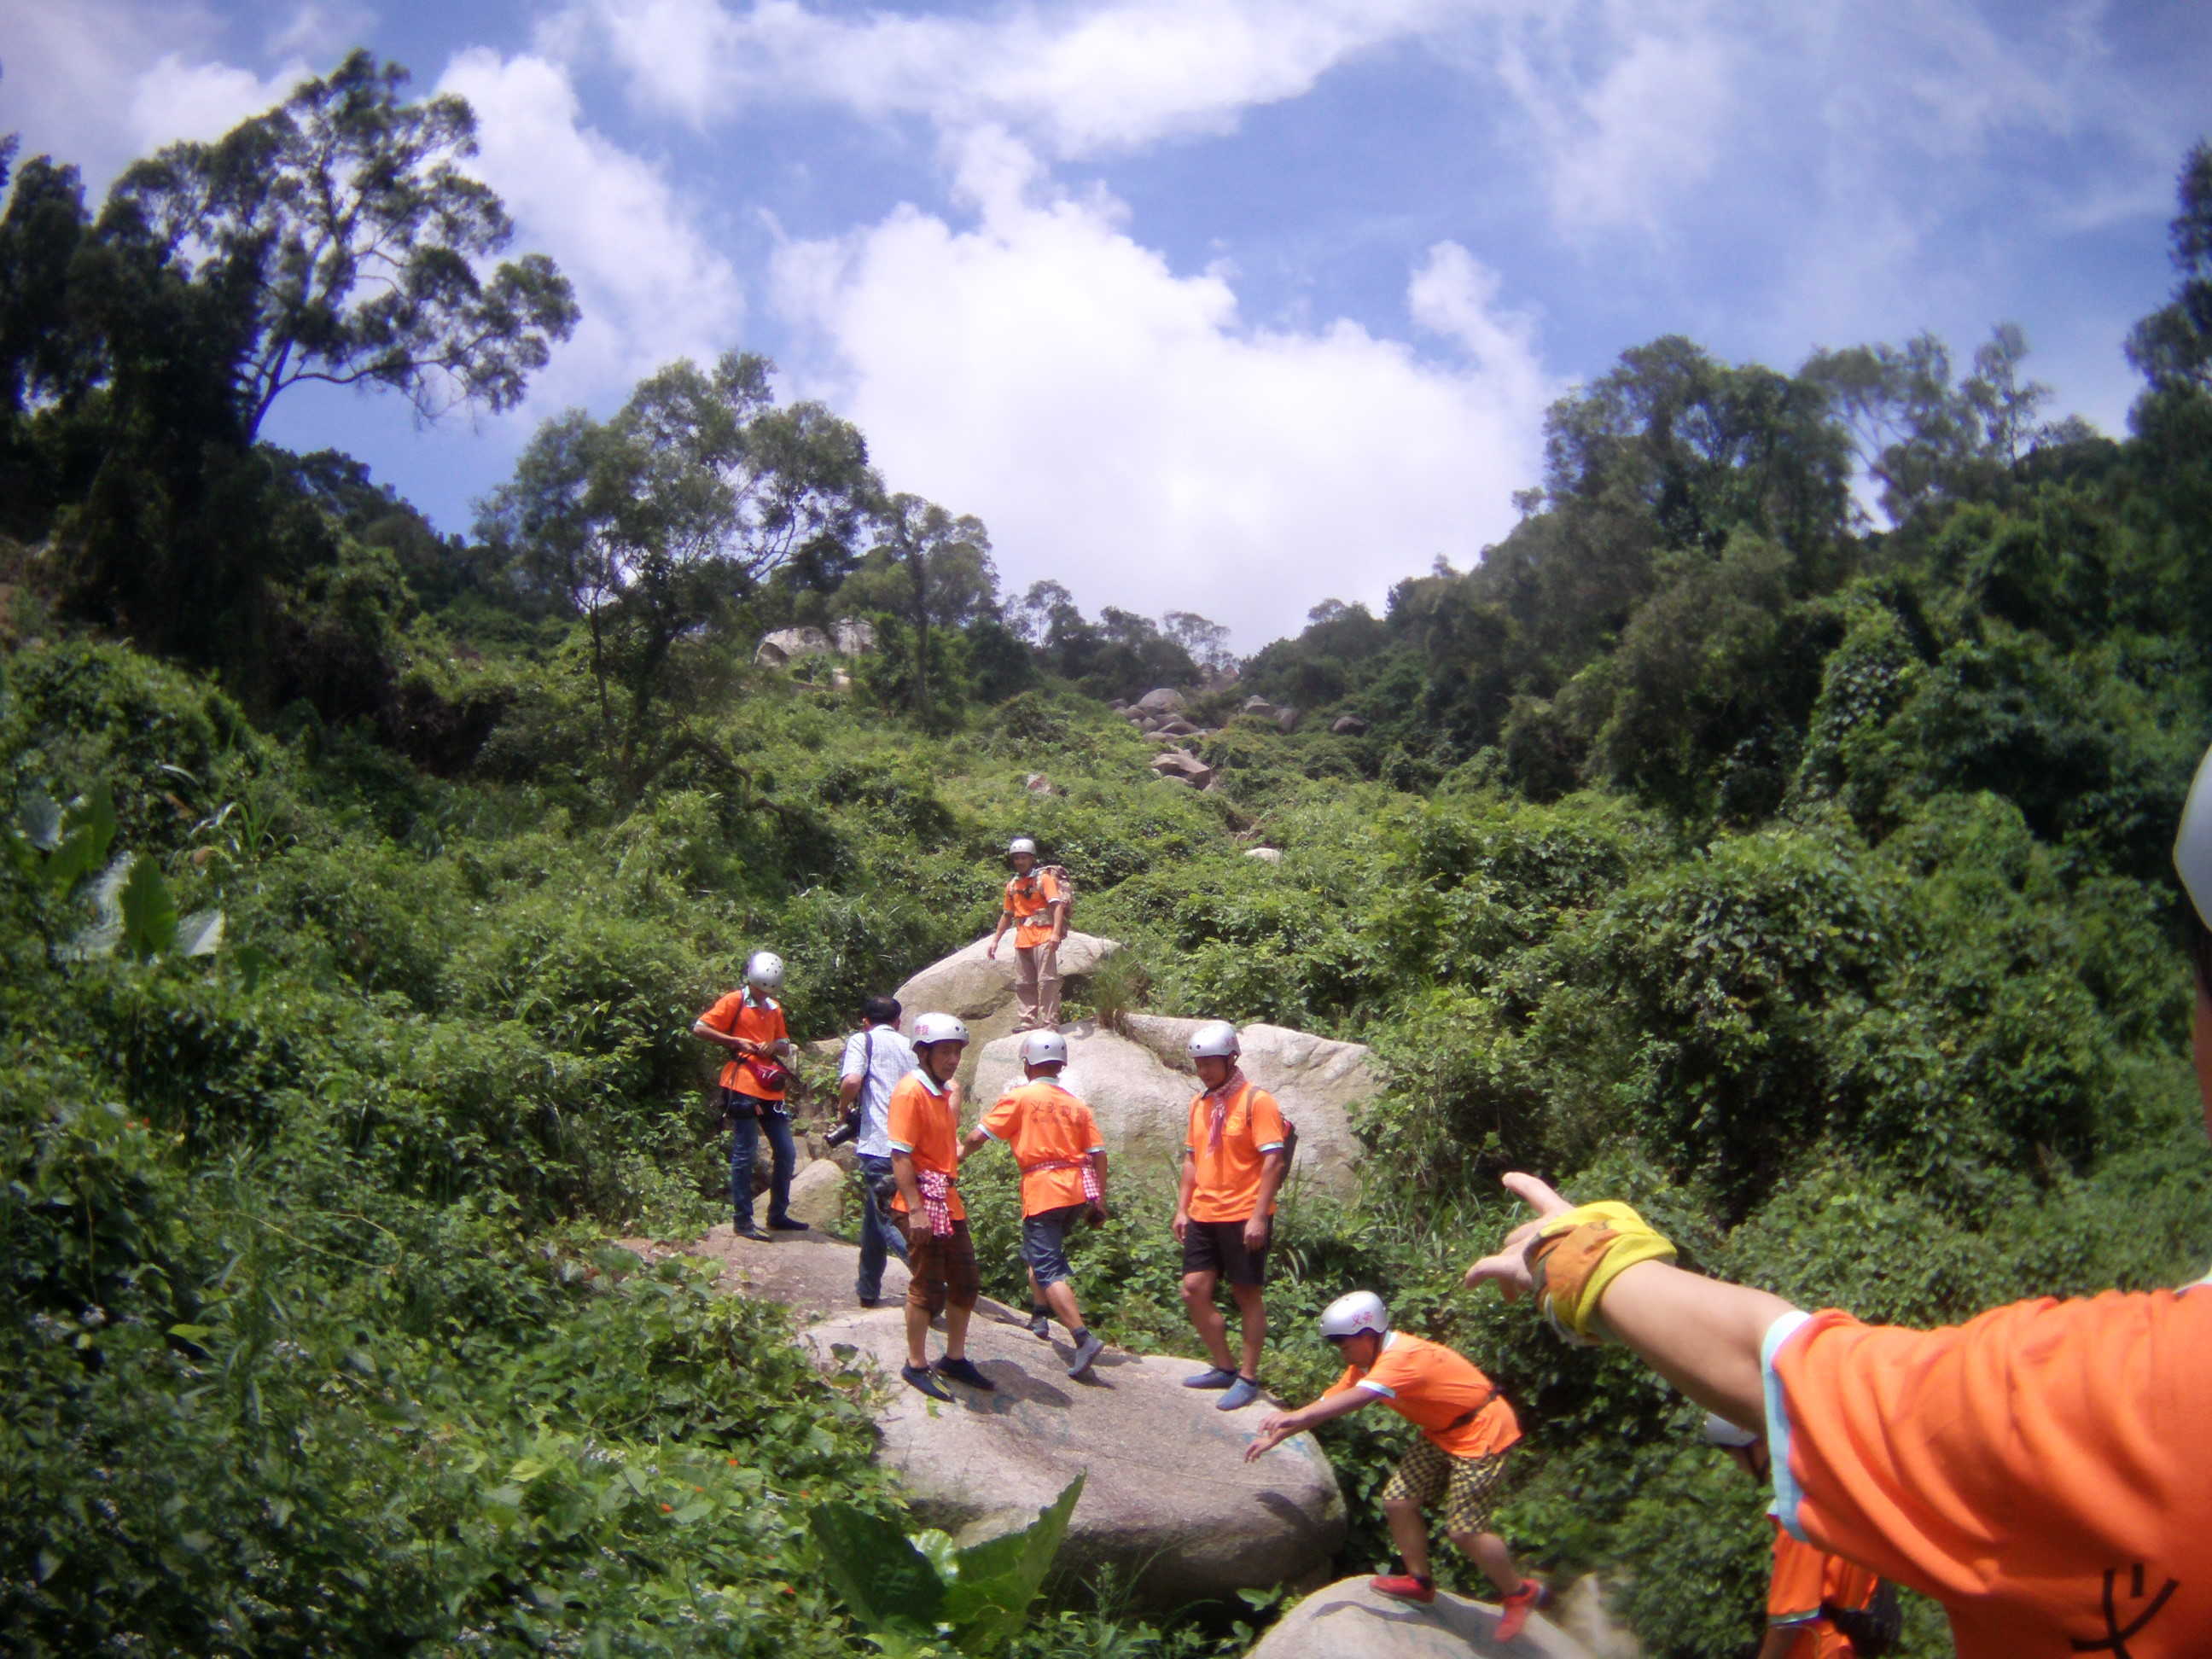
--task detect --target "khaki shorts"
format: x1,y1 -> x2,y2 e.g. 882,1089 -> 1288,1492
902,1218 -> 979,1316
1381,1440 -> 1511,1536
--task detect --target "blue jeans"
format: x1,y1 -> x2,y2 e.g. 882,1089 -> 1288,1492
854,1153 -> 910,1299
728,1105 -> 796,1228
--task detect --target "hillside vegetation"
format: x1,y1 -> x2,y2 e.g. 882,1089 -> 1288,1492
6,62 -> 2212,1659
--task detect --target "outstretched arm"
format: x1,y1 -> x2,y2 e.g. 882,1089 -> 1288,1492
1244,1387 -> 1371,1460
1464,1173 -> 1796,1431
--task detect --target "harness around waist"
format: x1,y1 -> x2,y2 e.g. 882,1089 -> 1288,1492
1017,1155 -> 1102,1200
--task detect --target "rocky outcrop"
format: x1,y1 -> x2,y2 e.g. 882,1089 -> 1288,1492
1248,1578 -> 1590,1657
1150,749 -> 1215,789
1245,847 -> 1284,864
783,1158 -> 848,1230
805,1305 -> 1345,1608
1242,696 -> 1278,717
1275,706 -> 1301,734
832,616 -> 876,656
1135,687 -> 1187,715
755,627 -> 834,668
1025,772 -> 1056,795
891,931 -> 1122,1081
971,1016 -> 1372,1198
1331,714 -> 1371,736
626,1225 -> 911,1321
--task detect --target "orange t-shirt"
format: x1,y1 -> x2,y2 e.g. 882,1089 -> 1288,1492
1183,1079 -> 1287,1222
697,991 -> 788,1100
884,1070 -> 966,1222
981,1079 -> 1104,1216
1767,1285 -> 2212,1658
1325,1330 -> 1521,1459
1003,869 -> 1065,949
1767,1522 -> 1879,1658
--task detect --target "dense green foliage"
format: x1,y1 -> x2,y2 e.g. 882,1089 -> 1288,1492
6,60 -> 2212,1659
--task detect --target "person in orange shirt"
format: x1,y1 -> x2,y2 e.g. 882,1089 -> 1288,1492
1458,739 -> 2212,1657
1703,1414 -> 1883,1658
1245,1292 -> 1549,1640
887,1012 -> 991,1403
959,1029 -> 1110,1378
692,950 -> 804,1242
1173,1020 -> 1289,1413
986,837 -> 1068,1032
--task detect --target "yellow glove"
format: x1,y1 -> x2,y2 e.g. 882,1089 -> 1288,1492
1526,1202 -> 1676,1346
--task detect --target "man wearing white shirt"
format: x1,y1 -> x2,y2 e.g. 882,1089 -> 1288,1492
839,995 -> 918,1307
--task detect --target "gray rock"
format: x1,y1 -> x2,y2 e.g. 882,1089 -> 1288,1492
1330,714 -> 1370,736
784,1158 -> 847,1231
1025,772 -> 1055,795
1554,1576 -> 1642,1657
1245,847 -> 1284,864
1242,696 -> 1278,716
1155,717 -> 1201,736
1248,1578 -> 1591,1658
972,1018 -> 1369,1200
1150,750 -> 1214,789
755,627 -> 834,668
891,932 -> 1122,1084
831,616 -> 876,656
622,1225 -> 909,1322
804,1307 -> 1345,1608
1135,687 -> 1186,714
1275,706 -> 1301,734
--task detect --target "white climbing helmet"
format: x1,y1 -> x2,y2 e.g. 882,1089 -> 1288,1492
912,1012 -> 969,1047
744,951 -> 784,991
1702,1412 -> 1759,1448
1020,1029 -> 1068,1068
2175,744 -> 2212,929
1187,1020 -> 1241,1061
1318,1290 -> 1389,1340
1008,836 -> 1038,859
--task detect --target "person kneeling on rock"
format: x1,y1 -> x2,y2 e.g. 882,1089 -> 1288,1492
888,1013 -> 993,1402
958,1028 -> 1109,1378
1245,1291 -> 1550,1641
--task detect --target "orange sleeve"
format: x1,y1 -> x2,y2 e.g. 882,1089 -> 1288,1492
1078,1106 -> 1105,1153
698,992 -> 742,1033
1322,1363 -> 1360,1398
1767,1529 -> 1828,1627
1042,870 -> 1063,903
1250,1091 -> 1286,1151
981,1095 -> 1020,1143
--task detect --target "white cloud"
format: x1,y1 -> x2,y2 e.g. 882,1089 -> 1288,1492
772,147 -> 1553,643
267,3 -> 380,64
127,55 -> 314,154
579,0 -> 1493,156
436,49 -> 748,415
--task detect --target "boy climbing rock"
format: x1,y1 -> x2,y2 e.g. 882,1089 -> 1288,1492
1246,1291 -> 1548,1640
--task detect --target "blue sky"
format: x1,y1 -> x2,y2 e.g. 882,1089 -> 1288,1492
5,0 -> 2209,645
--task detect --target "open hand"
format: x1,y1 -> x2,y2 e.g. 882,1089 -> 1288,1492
1172,1209 -> 1190,1243
1243,1412 -> 1295,1461
1461,1173 -> 1576,1301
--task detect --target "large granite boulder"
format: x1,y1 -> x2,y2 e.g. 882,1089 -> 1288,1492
1248,1578 -> 1591,1657
831,616 -> 876,655
1135,687 -> 1187,715
783,1158 -> 848,1230
892,932 -> 1122,1083
622,1225 -> 910,1322
1150,749 -> 1214,789
971,1016 -> 1371,1198
755,626 -> 834,667
805,1306 -> 1345,1608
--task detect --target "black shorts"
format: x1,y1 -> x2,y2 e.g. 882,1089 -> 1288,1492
1181,1217 -> 1270,1286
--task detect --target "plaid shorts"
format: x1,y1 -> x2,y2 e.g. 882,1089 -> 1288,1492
902,1218 -> 979,1316
1380,1440 -> 1511,1535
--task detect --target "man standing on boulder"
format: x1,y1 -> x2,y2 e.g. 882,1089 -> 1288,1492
888,1013 -> 992,1401
693,950 -> 806,1242
1173,1020 -> 1287,1413
959,1029 -> 1110,1377
986,836 -> 1067,1033
838,994 -> 916,1308
1245,1292 -> 1549,1641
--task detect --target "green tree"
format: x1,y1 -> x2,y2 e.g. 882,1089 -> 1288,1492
2127,138 -> 2212,393
98,50 -> 578,439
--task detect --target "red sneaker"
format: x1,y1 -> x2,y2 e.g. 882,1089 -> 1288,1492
1495,1578 -> 1550,1641
1369,1573 -> 1436,1604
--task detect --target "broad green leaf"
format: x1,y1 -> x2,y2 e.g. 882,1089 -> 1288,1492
75,781 -> 117,870
807,1501 -> 945,1637
940,1473 -> 1083,1652
39,824 -> 97,894
230,943 -> 276,991
175,909 -> 225,958
119,854 -> 178,960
